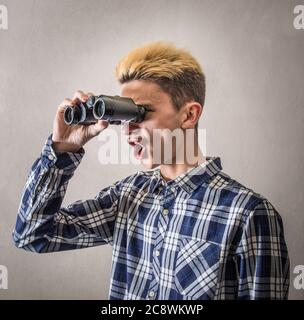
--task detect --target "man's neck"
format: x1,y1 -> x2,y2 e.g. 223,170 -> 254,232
159,146 -> 205,181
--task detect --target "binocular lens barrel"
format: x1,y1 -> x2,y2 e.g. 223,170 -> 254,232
93,96 -> 145,123
63,102 -> 96,125
63,95 -> 146,125
64,106 -> 75,125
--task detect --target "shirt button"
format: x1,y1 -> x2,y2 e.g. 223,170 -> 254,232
48,154 -> 54,161
148,291 -> 155,299
163,208 -> 169,216
155,250 -> 160,257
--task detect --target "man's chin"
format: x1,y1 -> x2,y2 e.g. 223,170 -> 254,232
139,157 -> 160,170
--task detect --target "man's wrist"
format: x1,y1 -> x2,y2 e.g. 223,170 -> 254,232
52,141 -> 83,153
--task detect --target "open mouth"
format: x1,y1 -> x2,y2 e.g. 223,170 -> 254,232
128,137 -> 145,160
133,144 -> 145,159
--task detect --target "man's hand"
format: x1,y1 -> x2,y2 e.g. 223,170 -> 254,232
52,90 -> 109,153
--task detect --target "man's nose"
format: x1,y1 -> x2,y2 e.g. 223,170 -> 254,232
122,121 -> 139,135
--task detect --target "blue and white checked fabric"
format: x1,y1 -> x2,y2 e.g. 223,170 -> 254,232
13,135 -> 290,300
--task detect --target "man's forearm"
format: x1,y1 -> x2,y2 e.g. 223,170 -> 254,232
12,135 -> 85,252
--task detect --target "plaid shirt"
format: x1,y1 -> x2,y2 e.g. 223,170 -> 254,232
13,135 -> 290,300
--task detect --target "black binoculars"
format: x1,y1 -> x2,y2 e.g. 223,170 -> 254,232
63,95 -> 147,125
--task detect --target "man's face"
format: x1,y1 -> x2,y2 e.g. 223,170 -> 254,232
121,80 -> 183,169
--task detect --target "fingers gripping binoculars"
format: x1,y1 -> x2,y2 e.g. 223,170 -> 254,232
63,95 -> 147,125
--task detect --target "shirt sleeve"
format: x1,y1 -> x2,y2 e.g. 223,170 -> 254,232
12,135 -> 122,253
234,199 -> 290,299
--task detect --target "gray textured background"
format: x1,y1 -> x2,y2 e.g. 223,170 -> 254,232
0,0 -> 303,299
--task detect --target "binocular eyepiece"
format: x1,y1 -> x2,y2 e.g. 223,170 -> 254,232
64,95 -> 147,125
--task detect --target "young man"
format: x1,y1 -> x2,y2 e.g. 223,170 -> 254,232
13,42 -> 290,300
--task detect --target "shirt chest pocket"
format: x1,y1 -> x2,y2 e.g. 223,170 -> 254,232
174,237 -> 221,300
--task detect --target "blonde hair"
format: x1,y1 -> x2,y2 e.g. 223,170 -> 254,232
115,42 -> 205,127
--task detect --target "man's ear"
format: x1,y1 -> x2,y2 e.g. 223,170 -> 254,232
180,102 -> 203,129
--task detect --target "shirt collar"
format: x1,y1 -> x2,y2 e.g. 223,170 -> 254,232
148,157 -> 222,194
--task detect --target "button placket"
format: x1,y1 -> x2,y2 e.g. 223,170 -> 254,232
149,187 -> 171,299
149,184 -> 176,300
